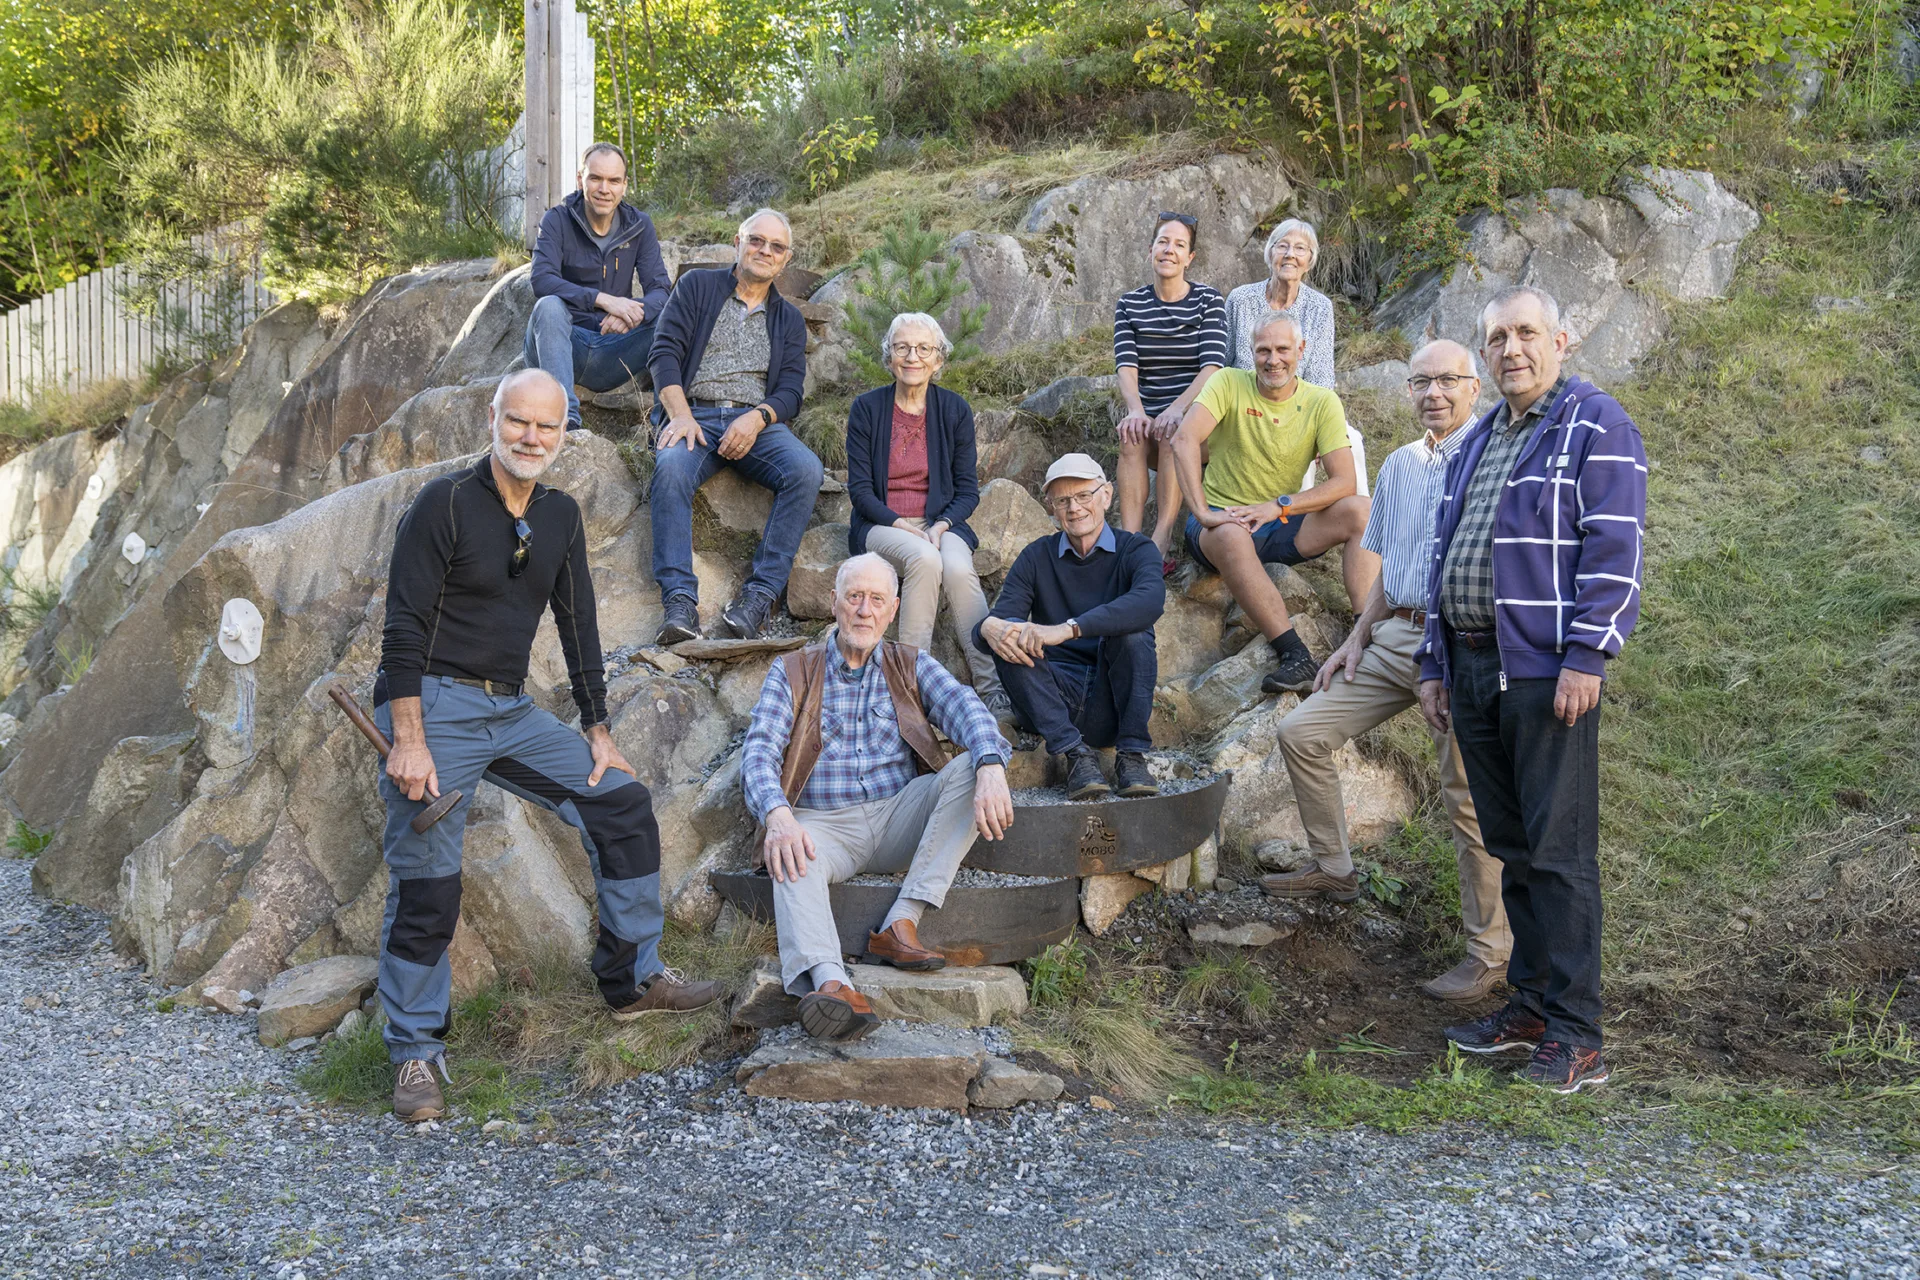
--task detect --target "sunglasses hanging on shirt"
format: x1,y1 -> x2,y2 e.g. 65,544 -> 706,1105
509,517 -> 533,578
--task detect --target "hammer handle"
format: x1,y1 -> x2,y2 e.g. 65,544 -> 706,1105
328,684 -> 393,759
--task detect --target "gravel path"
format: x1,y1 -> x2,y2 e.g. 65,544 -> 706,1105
3,859 -> 1916,1279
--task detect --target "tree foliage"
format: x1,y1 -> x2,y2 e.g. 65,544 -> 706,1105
844,219 -> 987,386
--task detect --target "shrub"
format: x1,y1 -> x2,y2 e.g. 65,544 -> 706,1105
842,218 -> 987,386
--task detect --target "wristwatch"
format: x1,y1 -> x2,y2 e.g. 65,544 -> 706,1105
1067,618 -> 1083,639
1276,494 -> 1293,523
752,405 -> 773,427
977,753 -> 1005,769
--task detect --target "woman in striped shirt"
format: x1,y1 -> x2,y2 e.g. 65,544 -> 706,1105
1114,213 -> 1227,561
1225,219 -> 1336,389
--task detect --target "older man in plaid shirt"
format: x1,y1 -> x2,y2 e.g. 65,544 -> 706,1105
742,553 -> 1014,1042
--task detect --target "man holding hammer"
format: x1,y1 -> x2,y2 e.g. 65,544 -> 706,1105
374,367 -> 724,1123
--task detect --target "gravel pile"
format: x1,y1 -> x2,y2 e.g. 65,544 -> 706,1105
4,859 -> 1917,1278
848,868 -> 1069,890
1012,771 -> 1218,808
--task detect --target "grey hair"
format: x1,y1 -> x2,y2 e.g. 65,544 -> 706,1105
492,367 -> 567,419
737,207 -> 793,244
579,141 -> 628,176
1408,338 -> 1481,378
834,553 -> 899,596
882,312 -> 952,365
1478,285 -> 1563,340
1263,218 -> 1319,270
1249,310 -> 1305,345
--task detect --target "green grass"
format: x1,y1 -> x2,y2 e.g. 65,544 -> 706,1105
0,376 -> 145,464
5,820 -> 51,858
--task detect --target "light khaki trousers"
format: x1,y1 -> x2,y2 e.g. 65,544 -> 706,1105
1275,617 -> 1512,966
864,522 -> 1003,699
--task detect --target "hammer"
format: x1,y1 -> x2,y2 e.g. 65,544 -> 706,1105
328,684 -> 463,834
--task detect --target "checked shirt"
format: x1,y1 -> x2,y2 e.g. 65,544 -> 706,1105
742,639 -> 1009,822
1438,373 -> 1568,631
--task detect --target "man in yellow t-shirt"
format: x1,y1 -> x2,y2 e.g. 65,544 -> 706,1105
1172,310 -> 1377,694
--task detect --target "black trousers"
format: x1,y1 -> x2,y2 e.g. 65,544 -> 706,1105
1447,639 -> 1605,1049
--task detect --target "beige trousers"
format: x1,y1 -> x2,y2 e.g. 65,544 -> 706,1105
864,521 -> 1002,699
1275,617 -> 1512,965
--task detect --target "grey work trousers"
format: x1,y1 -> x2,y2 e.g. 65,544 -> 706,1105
772,751 -> 980,995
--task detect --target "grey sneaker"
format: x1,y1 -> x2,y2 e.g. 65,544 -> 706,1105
1114,751 -> 1160,797
656,595 -> 699,646
1261,647 -> 1320,695
393,1056 -> 449,1123
721,591 -> 774,640
1260,863 -> 1361,902
1063,747 -> 1110,801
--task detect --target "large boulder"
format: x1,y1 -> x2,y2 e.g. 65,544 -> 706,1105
948,153 -> 1292,352
968,478 -> 1056,580
431,264 -> 533,386
255,955 -> 379,1047
1373,168 -> 1758,382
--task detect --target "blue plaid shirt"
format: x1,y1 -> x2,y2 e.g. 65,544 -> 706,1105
742,638 -> 1011,821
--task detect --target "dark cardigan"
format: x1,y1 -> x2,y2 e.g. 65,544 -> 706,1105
646,266 -> 807,427
844,383 -> 982,554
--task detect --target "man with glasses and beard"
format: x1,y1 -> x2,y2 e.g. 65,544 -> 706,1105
373,368 -> 725,1124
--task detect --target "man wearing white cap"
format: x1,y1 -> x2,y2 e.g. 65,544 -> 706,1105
975,454 -> 1167,800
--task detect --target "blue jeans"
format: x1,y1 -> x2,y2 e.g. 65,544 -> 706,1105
522,294 -> 655,426
372,676 -> 664,1063
648,405 -> 824,604
993,631 -> 1157,755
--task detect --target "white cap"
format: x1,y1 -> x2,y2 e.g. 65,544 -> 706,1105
1043,453 -> 1107,488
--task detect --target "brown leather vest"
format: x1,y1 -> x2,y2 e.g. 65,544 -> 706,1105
777,638 -> 948,807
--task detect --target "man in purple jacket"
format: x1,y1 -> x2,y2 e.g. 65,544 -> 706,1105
1416,285 -> 1647,1095
523,143 -> 673,430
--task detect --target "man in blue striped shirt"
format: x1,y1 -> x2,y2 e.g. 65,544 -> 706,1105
742,553 -> 1014,1040
1263,339 -> 1512,1003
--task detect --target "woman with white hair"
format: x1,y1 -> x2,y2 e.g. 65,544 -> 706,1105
844,312 -> 1012,725
1225,219 -> 1336,388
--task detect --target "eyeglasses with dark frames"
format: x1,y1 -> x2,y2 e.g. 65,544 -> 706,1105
1406,374 -> 1477,392
508,517 -> 533,578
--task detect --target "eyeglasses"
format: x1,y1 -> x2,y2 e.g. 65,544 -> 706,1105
1155,211 -> 1198,229
889,342 -> 942,359
743,233 -> 791,255
1044,483 -> 1108,513
508,517 -> 532,578
1407,374 -> 1477,393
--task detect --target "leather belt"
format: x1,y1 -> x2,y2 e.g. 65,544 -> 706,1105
691,397 -> 758,410
451,676 -> 523,697
1452,629 -> 1498,650
1391,606 -> 1428,628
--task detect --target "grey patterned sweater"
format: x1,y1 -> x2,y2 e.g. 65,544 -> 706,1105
1223,280 -> 1336,389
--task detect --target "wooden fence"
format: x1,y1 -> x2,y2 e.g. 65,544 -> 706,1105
523,0 -> 597,249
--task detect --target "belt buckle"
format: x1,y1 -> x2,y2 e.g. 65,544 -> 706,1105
1409,609 -> 1427,628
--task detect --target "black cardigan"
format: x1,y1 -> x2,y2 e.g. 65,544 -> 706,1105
844,383 -> 981,554
646,266 -> 808,427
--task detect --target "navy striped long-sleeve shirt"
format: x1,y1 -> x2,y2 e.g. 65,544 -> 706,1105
1112,283 -> 1228,416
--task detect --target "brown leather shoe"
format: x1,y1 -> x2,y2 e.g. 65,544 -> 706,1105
392,1056 -> 448,1124
798,980 -> 880,1041
609,968 -> 727,1022
866,918 -> 947,971
1420,957 -> 1507,1002
1260,863 -> 1361,902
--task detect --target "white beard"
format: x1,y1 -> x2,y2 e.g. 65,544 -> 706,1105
493,431 -> 559,481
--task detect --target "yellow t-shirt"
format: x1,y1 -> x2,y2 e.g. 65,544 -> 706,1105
1194,369 -> 1351,510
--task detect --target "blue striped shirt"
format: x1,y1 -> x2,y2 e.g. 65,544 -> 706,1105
1360,425 -> 1473,610
1112,283 -> 1228,416
741,639 -> 1010,821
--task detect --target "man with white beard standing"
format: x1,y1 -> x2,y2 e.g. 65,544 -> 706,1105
372,368 -> 724,1123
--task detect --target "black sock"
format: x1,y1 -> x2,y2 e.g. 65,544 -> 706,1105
1269,628 -> 1309,662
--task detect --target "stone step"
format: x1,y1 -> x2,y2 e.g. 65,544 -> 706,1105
731,958 -> 1029,1030
736,1024 -> 1061,1111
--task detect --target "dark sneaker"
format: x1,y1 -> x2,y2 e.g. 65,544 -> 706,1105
1520,1040 -> 1611,1094
1260,863 -> 1360,902
656,595 -> 700,646
1444,1003 -> 1547,1056
1114,751 -> 1160,797
610,968 -> 727,1021
1063,747 -> 1110,801
1261,647 -> 1320,695
393,1056 -> 449,1123
983,691 -> 1021,744
721,591 -> 774,640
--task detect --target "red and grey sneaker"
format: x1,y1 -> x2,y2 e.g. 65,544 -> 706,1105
1443,1003 -> 1546,1055
1519,1040 -> 1611,1094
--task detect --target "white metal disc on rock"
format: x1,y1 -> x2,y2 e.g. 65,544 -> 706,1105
121,531 -> 147,564
84,473 -> 103,501
218,597 -> 264,665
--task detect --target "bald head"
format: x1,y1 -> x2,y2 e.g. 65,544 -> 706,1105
490,369 -> 568,481
1406,340 -> 1481,439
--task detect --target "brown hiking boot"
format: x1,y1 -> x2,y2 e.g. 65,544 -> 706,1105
1420,957 -> 1507,1003
867,919 -> 947,971
609,968 -> 727,1022
798,980 -> 880,1042
1260,863 -> 1360,902
392,1056 -> 448,1124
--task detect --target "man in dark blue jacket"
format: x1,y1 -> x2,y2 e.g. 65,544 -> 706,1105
648,208 -> 819,642
975,454 -> 1166,801
1416,285 -> 1647,1097
523,143 -> 672,429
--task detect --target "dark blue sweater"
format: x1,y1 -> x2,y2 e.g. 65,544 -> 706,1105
974,525 -> 1165,666
529,192 -> 671,330
844,383 -> 981,554
647,267 -> 808,427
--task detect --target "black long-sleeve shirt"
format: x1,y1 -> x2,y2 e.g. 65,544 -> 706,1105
380,459 -> 608,725
973,524 -> 1165,666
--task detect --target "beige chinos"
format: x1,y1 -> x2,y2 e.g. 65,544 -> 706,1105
1275,616 -> 1511,966
864,522 -> 1003,700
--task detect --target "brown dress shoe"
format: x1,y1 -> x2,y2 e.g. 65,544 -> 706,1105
798,980 -> 880,1041
1260,863 -> 1361,902
1420,957 -> 1507,1002
609,969 -> 727,1022
866,918 -> 947,971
